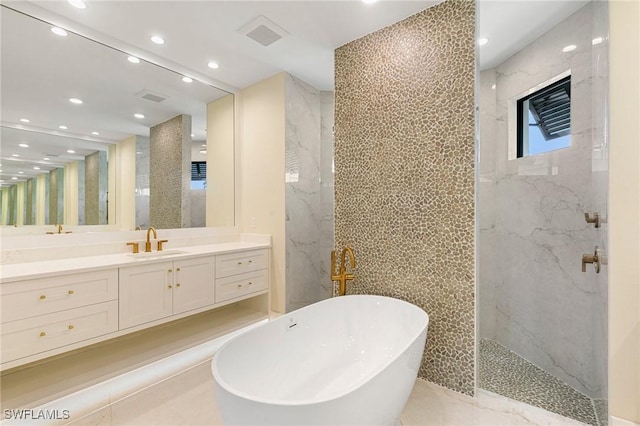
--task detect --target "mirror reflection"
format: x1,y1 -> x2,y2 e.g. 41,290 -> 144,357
0,6 -> 234,229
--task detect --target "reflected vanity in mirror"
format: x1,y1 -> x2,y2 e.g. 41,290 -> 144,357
0,6 -> 234,230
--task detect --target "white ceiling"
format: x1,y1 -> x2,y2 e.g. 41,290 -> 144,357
1,0 -> 590,187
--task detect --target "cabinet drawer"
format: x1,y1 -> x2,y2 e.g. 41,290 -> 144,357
215,270 -> 268,303
1,300 -> 118,363
1,270 -> 118,323
215,249 -> 268,278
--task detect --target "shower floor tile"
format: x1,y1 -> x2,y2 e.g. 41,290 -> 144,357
479,338 -> 602,426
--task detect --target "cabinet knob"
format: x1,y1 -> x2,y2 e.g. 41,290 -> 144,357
237,261 -> 242,265
176,283 -> 181,287
248,282 -> 253,285
39,295 -> 46,300
176,268 -> 181,272
68,290 -> 74,295
168,269 -> 173,273
237,284 -> 243,288
68,325 -> 74,330
39,332 -> 46,337
168,285 -> 173,289
249,260 -> 253,264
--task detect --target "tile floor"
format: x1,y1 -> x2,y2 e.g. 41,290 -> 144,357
70,360 -> 587,426
479,338 -> 606,426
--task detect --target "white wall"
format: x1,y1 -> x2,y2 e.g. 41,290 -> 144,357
112,136 -> 136,231
609,0 -> 640,422
237,73 -> 286,313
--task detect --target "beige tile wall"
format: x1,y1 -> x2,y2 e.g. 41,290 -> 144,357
334,0 -> 476,394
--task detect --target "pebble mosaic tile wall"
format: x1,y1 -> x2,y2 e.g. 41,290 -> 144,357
150,114 -> 192,229
334,0 -> 476,395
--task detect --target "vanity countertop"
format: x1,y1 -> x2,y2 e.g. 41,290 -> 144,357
0,241 -> 270,283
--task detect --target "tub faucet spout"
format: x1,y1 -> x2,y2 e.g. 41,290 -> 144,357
331,246 -> 356,296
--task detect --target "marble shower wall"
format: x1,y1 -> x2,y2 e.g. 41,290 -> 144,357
284,74 -> 335,312
136,136 -> 150,229
479,2 -> 608,399
334,0 -> 476,395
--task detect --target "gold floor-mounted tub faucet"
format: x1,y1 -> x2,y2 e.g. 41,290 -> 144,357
331,247 -> 356,296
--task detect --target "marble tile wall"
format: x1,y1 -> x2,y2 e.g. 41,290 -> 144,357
135,136 -> 150,229
150,115 -> 192,229
77,159 -> 85,225
284,74 -> 334,312
479,2 -> 608,399
334,0 -> 476,395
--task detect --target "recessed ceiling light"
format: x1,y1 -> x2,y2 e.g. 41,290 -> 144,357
18,143 -> 29,148
12,154 -> 19,157
134,113 -> 145,119
91,131 -> 100,135
19,118 -> 30,123
69,98 -> 83,104
11,177 -> 18,180
478,37 -> 489,46
150,35 -> 165,45
51,27 -> 68,37
67,0 -> 86,9
67,149 -> 76,154
562,44 -> 577,52
191,133 -> 195,137
128,56 -> 140,64
362,0 -> 378,4
59,125 -> 68,130
592,37 -> 603,45
491,84 -> 496,90
207,61 -> 219,69
33,166 -> 41,170
199,149 -> 207,154
182,76 -> 193,83
18,171 -> 24,174
43,157 -> 50,161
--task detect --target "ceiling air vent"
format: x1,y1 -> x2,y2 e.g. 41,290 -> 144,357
239,15 -> 289,47
135,89 -> 168,103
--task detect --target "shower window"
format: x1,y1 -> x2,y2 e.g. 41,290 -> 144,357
516,74 -> 572,157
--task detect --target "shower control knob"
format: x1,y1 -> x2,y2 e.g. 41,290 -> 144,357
582,246 -> 606,273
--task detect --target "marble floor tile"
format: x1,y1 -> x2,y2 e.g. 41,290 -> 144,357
71,361 -> 586,426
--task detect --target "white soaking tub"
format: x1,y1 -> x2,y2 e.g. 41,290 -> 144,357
211,295 -> 429,425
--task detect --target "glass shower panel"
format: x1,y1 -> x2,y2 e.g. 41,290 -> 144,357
478,1 -> 609,425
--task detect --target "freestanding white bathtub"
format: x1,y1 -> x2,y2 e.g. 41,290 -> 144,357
211,295 -> 429,425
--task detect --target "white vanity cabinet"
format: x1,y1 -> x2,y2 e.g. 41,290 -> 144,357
0,270 -> 119,363
119,256 -> 215,329
215,249 -> 269,303
0,242 -> 270,371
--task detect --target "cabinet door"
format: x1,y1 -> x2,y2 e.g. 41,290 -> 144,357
119,262 -> 173,329
173,257 -> 215,315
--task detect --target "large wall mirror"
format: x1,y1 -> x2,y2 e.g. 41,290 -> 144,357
0,6 -> 234,230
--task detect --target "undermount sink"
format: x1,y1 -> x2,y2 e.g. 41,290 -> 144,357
128,249 -> 189,259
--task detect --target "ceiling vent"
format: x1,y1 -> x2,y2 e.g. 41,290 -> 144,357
135,89 -> 168,103
239,15 -> 289,47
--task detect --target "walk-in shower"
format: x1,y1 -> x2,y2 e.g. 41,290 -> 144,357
478,2 -> 609,425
